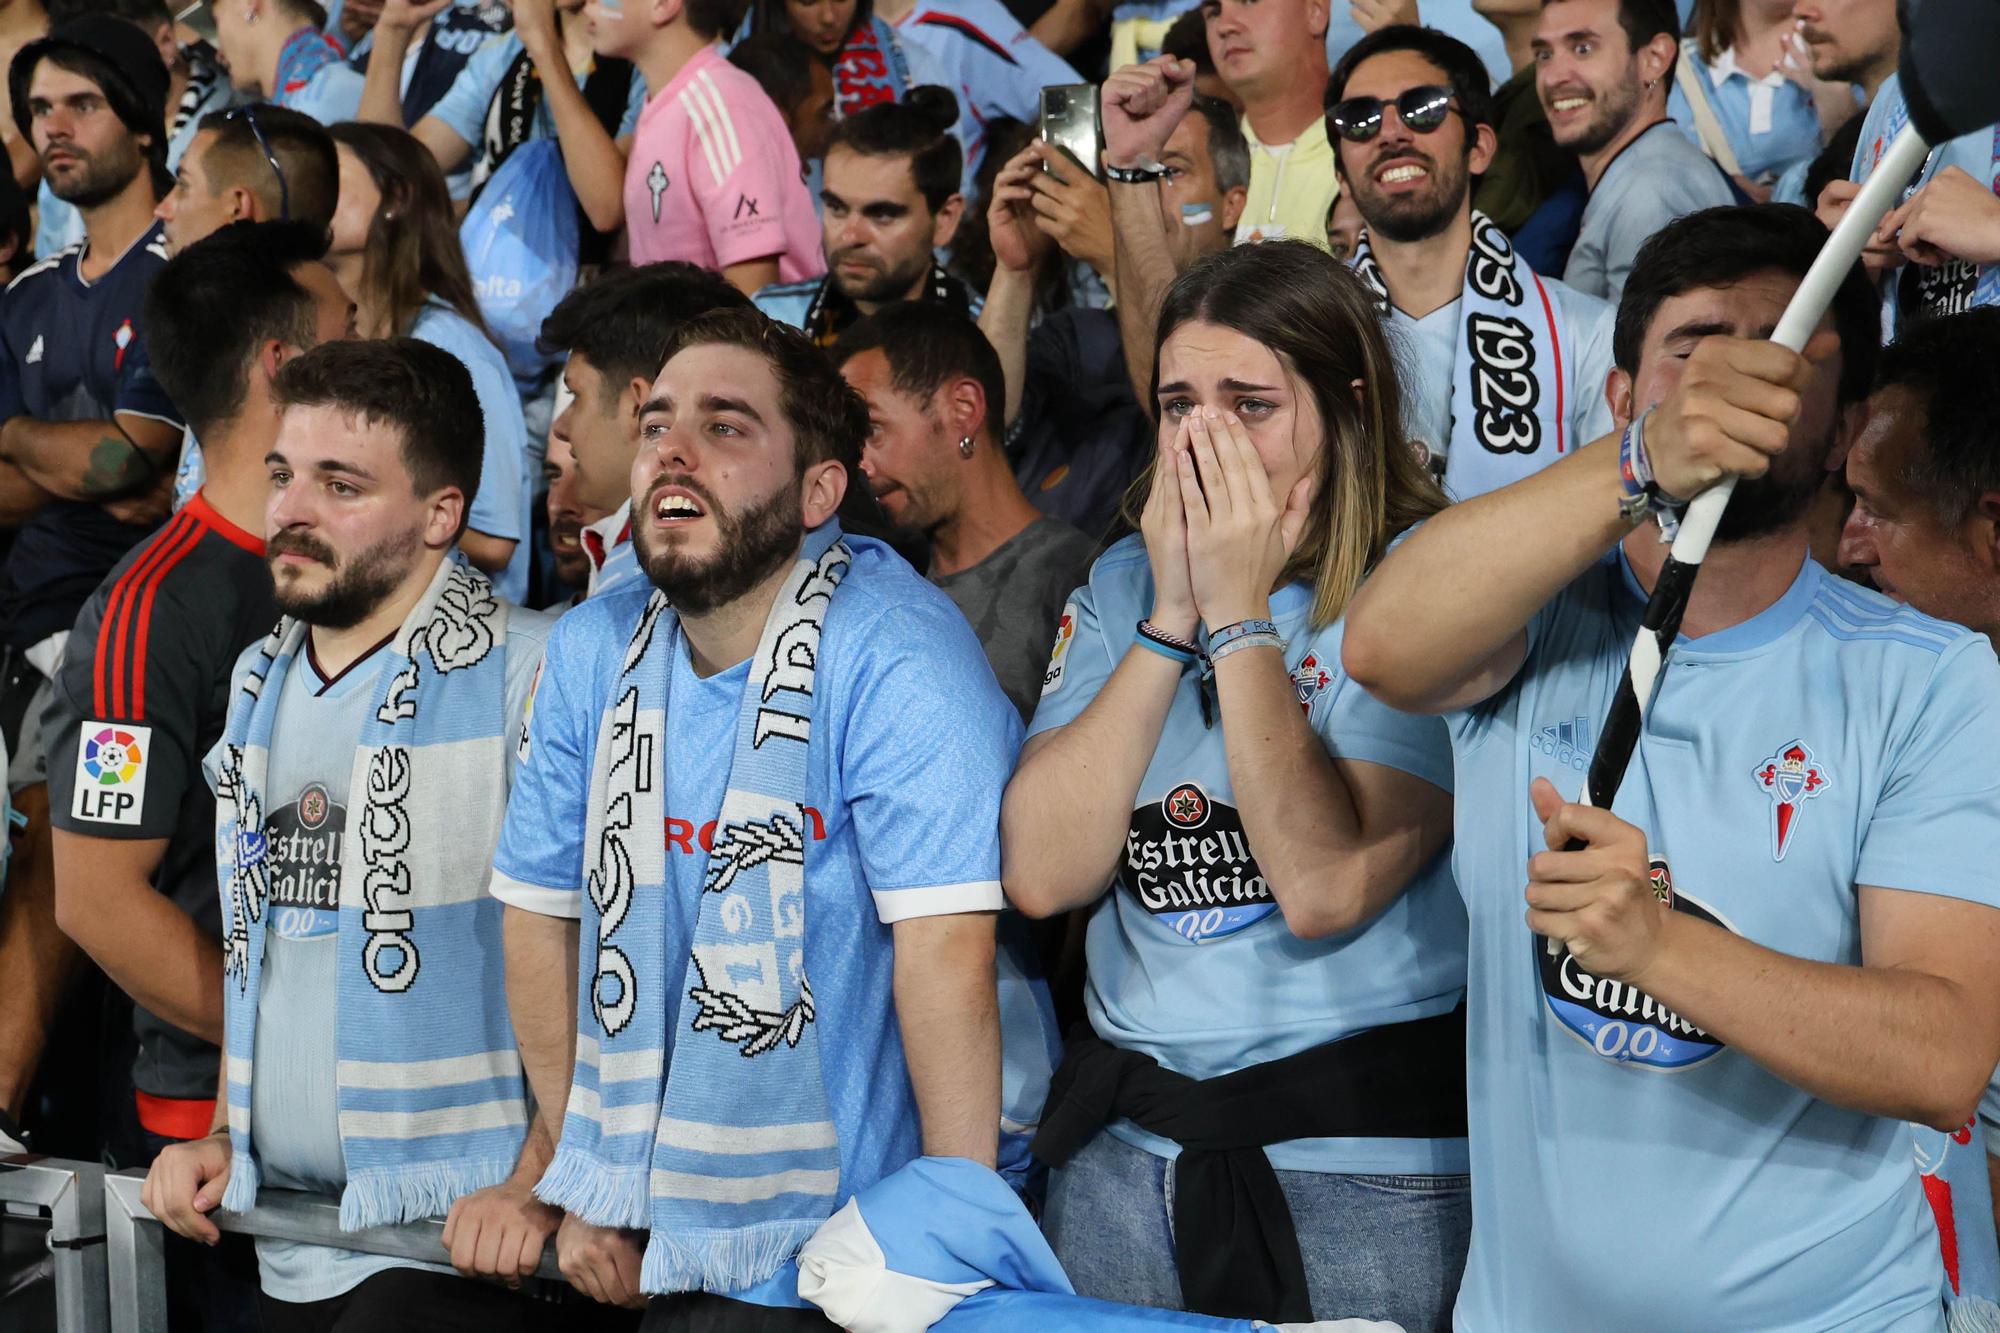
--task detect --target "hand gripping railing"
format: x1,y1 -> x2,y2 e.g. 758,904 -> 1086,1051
101,1170 -> 564,1333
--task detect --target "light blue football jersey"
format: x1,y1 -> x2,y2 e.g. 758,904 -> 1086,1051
1445,548 -> 2000,1331
491,530 -> 1053,1305
1027,537 -> 1470,1176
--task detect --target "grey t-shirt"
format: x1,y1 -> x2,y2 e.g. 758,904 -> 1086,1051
931,516 -> 1097,720
1565,120 -> 1738,304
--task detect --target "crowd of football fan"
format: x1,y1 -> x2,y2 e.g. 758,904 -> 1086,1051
1,0 -> 1999,1326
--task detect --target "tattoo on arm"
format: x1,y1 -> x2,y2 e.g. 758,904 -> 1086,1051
80,435 -> 155,500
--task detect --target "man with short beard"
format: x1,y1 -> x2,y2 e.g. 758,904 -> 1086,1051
145,337 -> 558,1325
30,220 -> 346,1325
44,219 -> 350,1154
1205,0 -> 1338,247
1328,26 -> 1614,499
0,19 -> 186,1147
1534,0 -> 1734,302
543,411 -> 610,602
838,303 -> 1096,720
495,307 -> 1017,1327
755,86 -> 973,348
1344,204 -> 2000,1330
540,261 -> 752,602
1792,0 -> 1897,99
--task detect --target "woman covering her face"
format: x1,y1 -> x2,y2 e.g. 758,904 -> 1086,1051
1002,240 -> 1472,1332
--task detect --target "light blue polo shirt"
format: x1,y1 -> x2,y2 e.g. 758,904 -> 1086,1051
1668,42 -> 1823,184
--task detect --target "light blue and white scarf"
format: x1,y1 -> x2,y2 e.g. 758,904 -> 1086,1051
1353,210 -> 1568,499
214,558 -> 526,1229
537,524 -> 849,1295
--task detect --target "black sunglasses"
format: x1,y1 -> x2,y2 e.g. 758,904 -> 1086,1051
222,105 -> 290,221
1327,85 -> 1460,143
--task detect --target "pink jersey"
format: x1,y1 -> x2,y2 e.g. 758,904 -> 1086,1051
624,45 -> 825,282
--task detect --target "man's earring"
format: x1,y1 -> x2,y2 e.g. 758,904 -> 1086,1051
958,436 -> 975,458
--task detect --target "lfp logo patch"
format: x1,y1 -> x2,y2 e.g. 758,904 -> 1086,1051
71,722 -> 152,826
1041,603 -> 1077,698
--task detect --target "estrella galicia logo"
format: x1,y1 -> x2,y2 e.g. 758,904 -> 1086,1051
1533,715 -> 1592,772
1536,855 -> 1730,1070
1123,781 -> 1275,943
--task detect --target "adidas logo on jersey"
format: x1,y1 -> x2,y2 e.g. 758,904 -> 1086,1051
1533,715 -> 1591,772
24,335 -> 41,364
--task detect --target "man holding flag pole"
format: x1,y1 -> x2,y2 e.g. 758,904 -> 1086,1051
1341,202 -> 2000,1330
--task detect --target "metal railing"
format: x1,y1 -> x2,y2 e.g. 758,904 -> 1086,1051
7,1155 -> 563,1333
0,1154 -> 108,1333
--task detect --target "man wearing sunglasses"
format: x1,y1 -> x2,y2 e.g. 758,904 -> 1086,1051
1327,26 -> 1616,502
158,103 -> 338,256
1533,0 -> 1734,302
156,103 -> 339,507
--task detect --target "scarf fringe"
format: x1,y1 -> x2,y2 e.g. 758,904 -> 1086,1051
1951,1298 -> 2000,1333
339,1159 -> 515,1231
534,1144 -> 651,1228
641,1218 -> 819,1296
220,1151 -> 260,1214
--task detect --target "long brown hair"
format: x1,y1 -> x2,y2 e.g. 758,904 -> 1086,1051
1691,0 -> 1736,64
1126,240 -> 1445,630
327,122 -> 489,342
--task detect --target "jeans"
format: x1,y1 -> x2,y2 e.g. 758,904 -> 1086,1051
1042,1128 -> 1470,1333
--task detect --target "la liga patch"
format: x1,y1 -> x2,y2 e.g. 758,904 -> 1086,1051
71,721 -> 152,826
1041,602 -> 1077,698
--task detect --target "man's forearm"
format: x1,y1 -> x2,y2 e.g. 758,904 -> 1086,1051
0,456 -> 48,525
357,24 -> 416,125
54,870 -> 224,1044
2,417 -> 164,502
458,529 -> 518,576
1633,911 -> 1994,1130
979,267 -> 1036,426
1343,431 -> 1632,711
1110,182 -> 1176,406
532,42 -> 629,233
510,1109 -> 558,1183
893,913 -> 1000,1167
504,905 -> 580,1139
209,1055 -> 228,1135
1028,0 -> 1108,56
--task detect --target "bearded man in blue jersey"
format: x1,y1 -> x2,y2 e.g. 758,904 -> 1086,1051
1343,203 -> 2000,1331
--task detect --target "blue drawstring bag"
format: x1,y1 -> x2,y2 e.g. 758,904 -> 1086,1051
459,138 -> 579,393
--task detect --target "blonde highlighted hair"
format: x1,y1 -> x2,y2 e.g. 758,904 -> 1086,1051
1125,240 -> 1445,629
